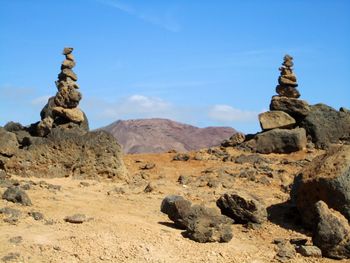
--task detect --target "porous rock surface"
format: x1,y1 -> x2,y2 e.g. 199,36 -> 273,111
216,190 -> 267,224
161,195 -> 233,243
313,201 -> 350,259
291,145 -> 350,227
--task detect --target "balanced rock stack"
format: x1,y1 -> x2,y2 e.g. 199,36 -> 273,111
222,54 -> 350,152
250,55 -> 308,153
37,47 -> 88,136
276,55 -> 300,98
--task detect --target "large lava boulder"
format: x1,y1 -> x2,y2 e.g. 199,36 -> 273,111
254,128 -> 307,154
216,190 -> 267,224
3,127 -> 127,181
161,195 -> 233,243
291,145 -> 350,228
313,201 -> 350,259
299,104 -> 350,149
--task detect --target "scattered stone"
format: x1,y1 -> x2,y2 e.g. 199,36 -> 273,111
1,252 -> 20,262
140,162 -> 156,170
296,245 -> 322,257
254,128 -> 307,154
275,241 -> 297,262
312,201 -> 350,259
216,190 -> 267,224
177,175 -> 191,185
291,145 -> 350,227
2,186 -> 32,206
8,236 -> 22,244
107,187 -> 126,195
0,207 -> 21,218
64,214 -> 88,224
221,132 -> 246,147
144,182 -> 155,193
29,211 -> 44,220
172,153 -> 190,161
300,103 -> 350,149
234,154 -> 269,165
79,182 -> 90,187
258,111 -> 296,130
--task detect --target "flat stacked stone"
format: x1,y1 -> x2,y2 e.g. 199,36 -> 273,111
276,54 -> 300,98
37,47 -> 88,136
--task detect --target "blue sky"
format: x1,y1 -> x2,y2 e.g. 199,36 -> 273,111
0,0 -> 349,133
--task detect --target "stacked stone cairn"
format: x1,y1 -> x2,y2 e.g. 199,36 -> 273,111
37,47 -> 88,136
253,55 -> 310,153
276,54 -> 300,98
222,55 -> 311,154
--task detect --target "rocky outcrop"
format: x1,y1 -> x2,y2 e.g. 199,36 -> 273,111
313,201 -> 350,259
216,191 -> 267,224
37,47 -> 88,136
161,195 -> 233,243
291,145 -> 350,227
258,111 -> 296,130
4,128 -> 127,180
300,104 -> 350,148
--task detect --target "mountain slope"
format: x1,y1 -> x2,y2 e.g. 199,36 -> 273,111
101,118 -> 236,154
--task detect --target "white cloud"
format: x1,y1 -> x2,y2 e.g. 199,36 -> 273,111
208,104 -> 259,122
31,95 -> 51,106
92,94 -> 172,119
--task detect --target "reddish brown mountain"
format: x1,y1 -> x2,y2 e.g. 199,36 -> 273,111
101,118 -> 236,154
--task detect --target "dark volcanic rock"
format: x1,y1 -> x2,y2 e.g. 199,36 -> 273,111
216,191 -> 267,224
160,195 -> 192,229
291,145 -> 350,227
64,214 -> 88,224
270,96 -> 310,121
4,129 -> 127,180
161,195 -> 233,243
185,214 -> 233,243
313,201 -> 350,259
101,118 -> 236,154
254,128 -> 307,154
2,186 -> 32,206
0,128 -> 19,157
296,245 -> 322,258
300,104 -> 350,149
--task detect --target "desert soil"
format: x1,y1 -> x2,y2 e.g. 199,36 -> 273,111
0,147 -> 345,263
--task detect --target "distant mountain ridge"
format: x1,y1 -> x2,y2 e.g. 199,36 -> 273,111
100,118 -> 236,154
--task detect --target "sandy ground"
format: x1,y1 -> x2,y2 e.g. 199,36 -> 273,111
0,148 -> 346,263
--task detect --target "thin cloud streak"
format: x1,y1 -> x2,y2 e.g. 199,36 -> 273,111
95,0 -> 181,32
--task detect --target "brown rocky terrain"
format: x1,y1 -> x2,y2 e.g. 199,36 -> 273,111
1,145 -> 348,263
100,118 -> 236,154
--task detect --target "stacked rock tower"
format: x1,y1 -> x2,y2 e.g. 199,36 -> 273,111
37,47 -> 88,136
276,54 -> 300,98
